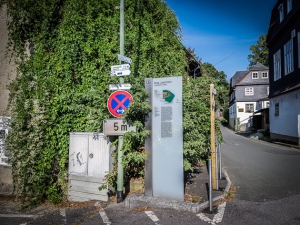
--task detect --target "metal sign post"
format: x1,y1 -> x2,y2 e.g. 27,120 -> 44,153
105,0 -> 135,203
219,144 -> 222,179
208,159 -> 213,212
117,135 -> 124,203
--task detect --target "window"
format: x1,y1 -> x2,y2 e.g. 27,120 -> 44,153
284,39 -> 294,75
266,102 -> 270,108
267,86 -> 269,95
262,72 -> 268,78
245,87 -> 254,96
278,4 -> 284,22
275,103 -> 279,116
245,104 -> 254,113
274,50 -> 281,81
287,0 -> 292,13
252,72 -> 258,79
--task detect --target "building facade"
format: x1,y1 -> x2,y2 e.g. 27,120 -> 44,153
229,63 -> 269,131
267,0 -> 300,144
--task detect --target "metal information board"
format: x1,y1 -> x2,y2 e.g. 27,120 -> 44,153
145,76 -> 183,201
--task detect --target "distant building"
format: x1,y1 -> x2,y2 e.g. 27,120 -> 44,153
185,49 -> 202,78
267,0 -> 300,144
229,63 -> 269,131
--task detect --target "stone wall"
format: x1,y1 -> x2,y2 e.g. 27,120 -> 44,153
0,5 -> 16,116
0,164 -> 12,194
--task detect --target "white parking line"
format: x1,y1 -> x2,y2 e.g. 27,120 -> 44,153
145,211 -> 160,224
0,214 -> 35,218
196,202 -> 226,225
99,208 -> 111,224
60,209 -> 67,224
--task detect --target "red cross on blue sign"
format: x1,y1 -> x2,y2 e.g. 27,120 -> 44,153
107,90 -> 133,118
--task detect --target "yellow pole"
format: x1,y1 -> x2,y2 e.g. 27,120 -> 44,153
210,84 -> 216,190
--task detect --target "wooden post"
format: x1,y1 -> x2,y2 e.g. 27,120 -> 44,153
210,84 -> 217,190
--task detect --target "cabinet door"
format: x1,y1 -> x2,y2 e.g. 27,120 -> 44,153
87,134 -> 110,178
69,134 -> 88,175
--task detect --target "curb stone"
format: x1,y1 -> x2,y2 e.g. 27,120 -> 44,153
124,168 -> 232,214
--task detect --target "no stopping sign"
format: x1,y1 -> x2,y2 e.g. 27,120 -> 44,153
107,90 -> 133,117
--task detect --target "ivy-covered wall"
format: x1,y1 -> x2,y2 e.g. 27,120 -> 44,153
0,0 -> 225,207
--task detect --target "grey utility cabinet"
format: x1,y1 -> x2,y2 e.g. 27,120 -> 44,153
68,132 -> 111,202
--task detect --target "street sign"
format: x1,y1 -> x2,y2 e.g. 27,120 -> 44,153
111,64 -> 130,72
118,54 -> 132,64
107,90 -> 133,117
109,83 -> 132,90
103,119 -> 136,136
213,88 -> 217,95
113,70 -> 131,76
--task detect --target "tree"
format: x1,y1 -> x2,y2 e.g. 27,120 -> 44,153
201,63 -> 229,119
247,34 -> 268,69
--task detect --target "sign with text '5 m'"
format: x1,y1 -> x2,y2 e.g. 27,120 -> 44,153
107,90 -> 133,118
103,119 -> 136,136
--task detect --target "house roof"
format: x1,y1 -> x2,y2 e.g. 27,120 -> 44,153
250,62 -> 269,71
231,71 -> 248,87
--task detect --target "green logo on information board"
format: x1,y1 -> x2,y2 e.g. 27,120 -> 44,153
163,90 -> 175,103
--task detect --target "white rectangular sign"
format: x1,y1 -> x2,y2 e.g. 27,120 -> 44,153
111,64 -> 130,72
109,83 -> 132,90
113,70 -> 131,76
118,54 -> 132,64
103,119 -> 136,136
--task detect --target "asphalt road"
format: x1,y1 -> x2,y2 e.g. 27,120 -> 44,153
220,126 -> 300,202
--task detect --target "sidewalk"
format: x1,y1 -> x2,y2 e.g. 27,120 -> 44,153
125,163 -> 231,213
235,129 -> 300,150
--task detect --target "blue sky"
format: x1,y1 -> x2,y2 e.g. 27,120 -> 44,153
164,0 -> 278,81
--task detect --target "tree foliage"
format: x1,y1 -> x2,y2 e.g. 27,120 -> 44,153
201,62 -> 229,122
1,0 -> 223,206
182,76 -> 224,170
247,34 -> 268,69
